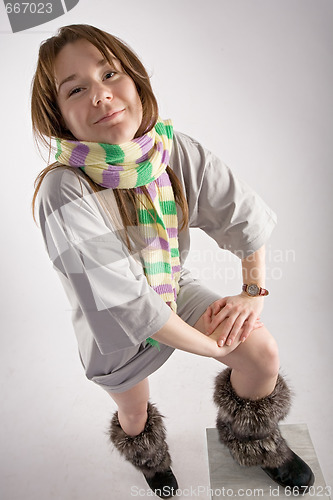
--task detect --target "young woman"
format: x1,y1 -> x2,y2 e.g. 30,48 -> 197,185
31,24 -> 314,499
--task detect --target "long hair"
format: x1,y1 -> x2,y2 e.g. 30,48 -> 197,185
31,24 -> 189,250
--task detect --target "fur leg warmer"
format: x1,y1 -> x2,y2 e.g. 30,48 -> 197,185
213,368 -> 293,468
109,401 -> 172,479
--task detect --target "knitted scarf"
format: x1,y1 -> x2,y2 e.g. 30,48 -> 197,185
55,118 -> 180,350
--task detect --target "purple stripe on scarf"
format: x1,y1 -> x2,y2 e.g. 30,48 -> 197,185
134,135 -> 151,163
134,180 -> 157,199
102,165 -> 124,188
145,179 -> 157,199
133,135 -> 154,151
145,236 -> 170,252
156,140 -> 163,153
136,153 -> 149,164
133,136 -> 154,161
69,144 -> 90,166
153,284 -> 174,295
172,265 -> 181,274
156,171 -> 172,187
167,227 -> 178,238
161,149 -> 170,165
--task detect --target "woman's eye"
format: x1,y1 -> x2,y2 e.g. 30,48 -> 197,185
104,71 -> 115,80
68,87 -> 82,97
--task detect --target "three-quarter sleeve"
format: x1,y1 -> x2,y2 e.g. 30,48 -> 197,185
171,132 -> 277,259
38,168 -> 172,355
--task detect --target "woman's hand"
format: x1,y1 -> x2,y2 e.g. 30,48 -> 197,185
202,294 -> 264,347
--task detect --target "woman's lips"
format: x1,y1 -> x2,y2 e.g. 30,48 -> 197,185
95,109 -> 125,124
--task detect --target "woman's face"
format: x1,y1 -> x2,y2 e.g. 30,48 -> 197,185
54,39 -> 143,144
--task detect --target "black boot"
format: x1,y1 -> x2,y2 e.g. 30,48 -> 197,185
262,451 -> 314,494
109,402 -> 178,499
213,368 -> 314,492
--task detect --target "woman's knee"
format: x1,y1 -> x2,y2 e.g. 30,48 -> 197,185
247,328 -> 280,378
110,396 -> 148,434
119,406 -> 148,425
260,337 -> 279,378
108,378 -> 149,417
223,327 -> 280,379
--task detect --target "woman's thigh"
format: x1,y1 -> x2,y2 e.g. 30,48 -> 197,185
108,377 -> 150,415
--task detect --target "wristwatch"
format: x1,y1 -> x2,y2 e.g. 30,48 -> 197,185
242,283 -> 269,297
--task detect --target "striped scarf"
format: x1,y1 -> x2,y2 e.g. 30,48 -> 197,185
55,118 -> 180,349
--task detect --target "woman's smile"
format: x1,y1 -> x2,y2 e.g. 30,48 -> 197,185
94,108 -> 125,125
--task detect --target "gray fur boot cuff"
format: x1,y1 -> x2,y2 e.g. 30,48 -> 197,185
213,368 -> 293,468
109,402 -> 172,479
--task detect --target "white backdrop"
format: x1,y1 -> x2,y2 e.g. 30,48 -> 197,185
1,1 -> 332,498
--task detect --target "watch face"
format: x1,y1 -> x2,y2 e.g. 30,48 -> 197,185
247,284 -> 259,296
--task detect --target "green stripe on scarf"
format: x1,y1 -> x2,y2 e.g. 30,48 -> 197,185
138,208 -> 165,227
55,140 -> 62,161
161,200 -> 177,215
135,162 -> 154,186
144,261 -> 172,275
100,143 -> 125,164
171,248 -> 179,258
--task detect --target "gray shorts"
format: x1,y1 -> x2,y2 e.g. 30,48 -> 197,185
94,273 -> 221,394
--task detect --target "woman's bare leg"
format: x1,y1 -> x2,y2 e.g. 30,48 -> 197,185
193,313 -> 279,399
108,378 -> 150,436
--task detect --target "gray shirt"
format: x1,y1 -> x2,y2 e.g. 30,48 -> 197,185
37,131 -> 277,393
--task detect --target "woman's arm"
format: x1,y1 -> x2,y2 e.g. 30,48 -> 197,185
203,245 -> 266,346
241,244 -> 266,290
150,309 -> 222,357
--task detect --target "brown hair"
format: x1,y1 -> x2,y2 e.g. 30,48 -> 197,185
31,24 -> 188,250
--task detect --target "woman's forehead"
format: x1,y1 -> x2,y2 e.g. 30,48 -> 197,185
59,38 -> 118,62
54,39 -> 121,88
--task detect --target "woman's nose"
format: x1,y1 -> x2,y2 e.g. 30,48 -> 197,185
91,83 -> 113,105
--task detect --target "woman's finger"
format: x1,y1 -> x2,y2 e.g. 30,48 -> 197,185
207,303 -> 233,334
254,319 -> 264,328
216,315 -> 263,347
240,314 -> 262,341
212,297 -> 227,315
215,313 -> 240,346
223,313 -> 248,346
